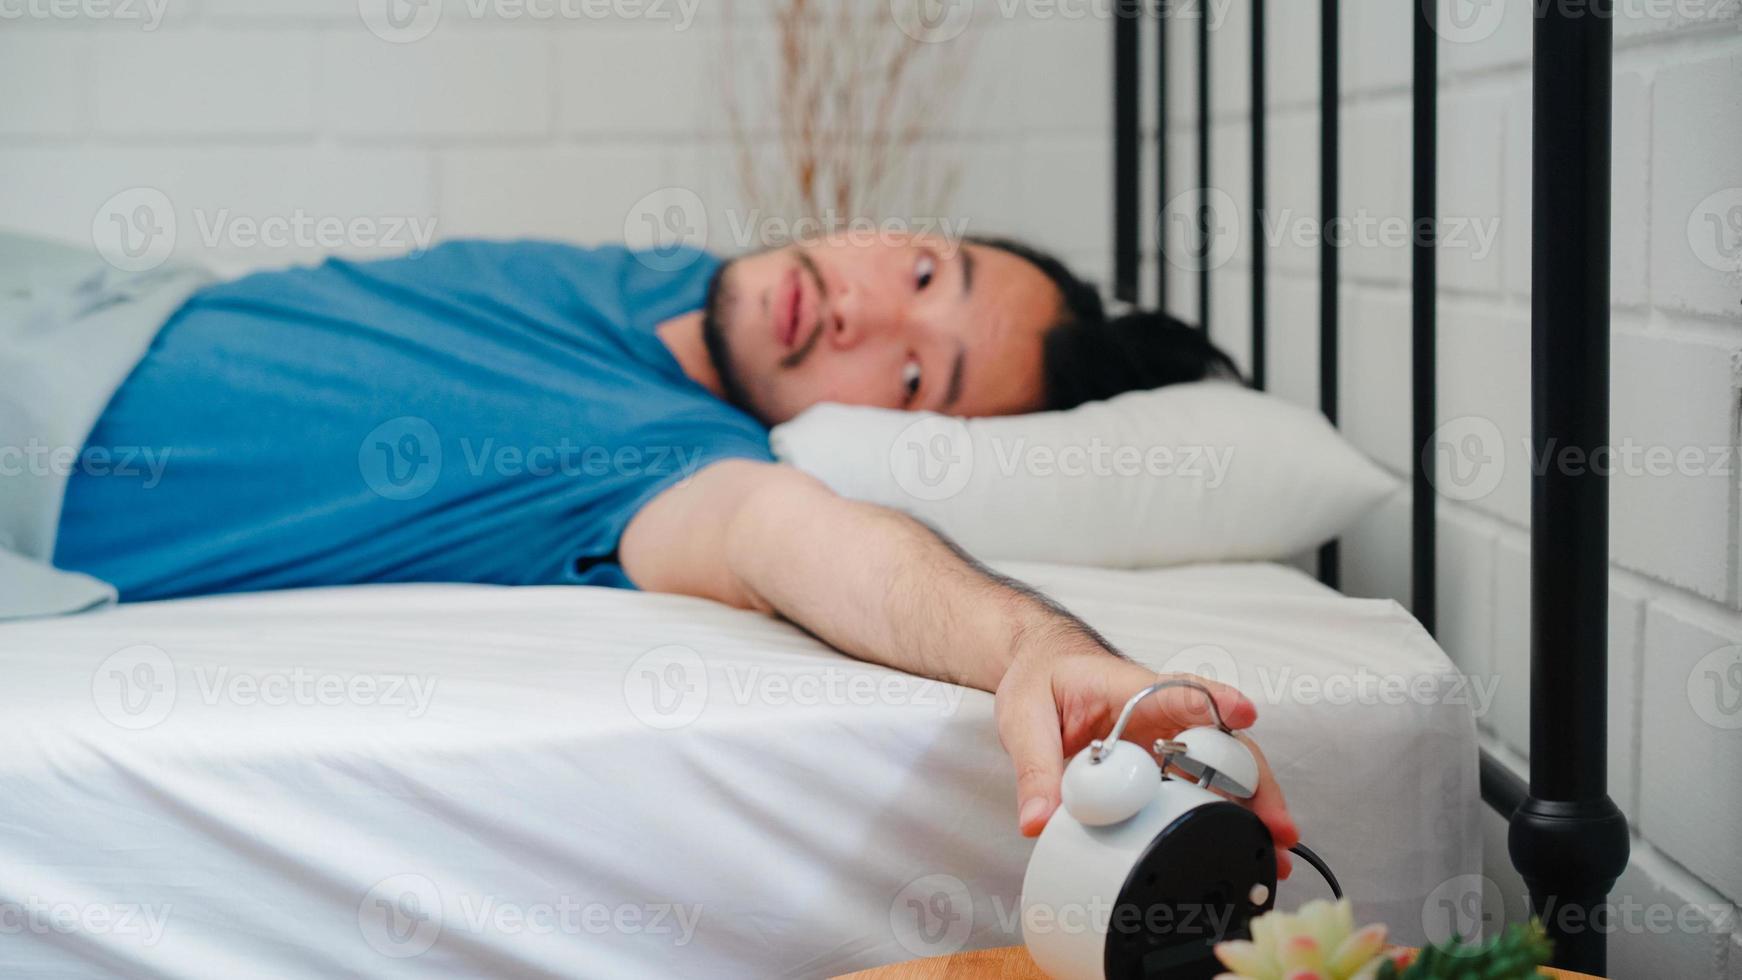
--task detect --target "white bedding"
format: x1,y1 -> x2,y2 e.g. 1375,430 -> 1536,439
0,562 -> 1478,978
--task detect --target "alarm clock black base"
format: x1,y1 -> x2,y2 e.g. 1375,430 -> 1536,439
1100,799 -> 1277,980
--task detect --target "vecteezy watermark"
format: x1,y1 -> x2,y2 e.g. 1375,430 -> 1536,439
357,874 -> 702,958
890,0 -> 1234,44
359,417 -> 443,502
1426,416 -> 1739,503
1422,875 -> 1740,944
889,875 -> 1242,959
192,209 -> 437,256
1251,666 -> 1501,717
1427,415 -> 1507,503
1689,644 -> 1742,730
357,417 -> 710,502
1531,893 -> 1739,939
1257,208 -> 1500,264
889,416 -> 977,502
624,187 -> 710,272
1422,874 -> 1507,945
359,874 -> 444,958
1159,645 -> 1500,716
0,0 -> 168,28
358,0 -> 701,43
91,187 -> 439,273
1434,0 -> 1511,44
1688,187 -> 1742,278
621,644 -> 967,730
623,186 -> 973,272
1161,187 -> 1241,274
722,211 -> 972,258
1434,0 -> 1741,44
91,644 -> 440,731
1020,897 -> 1244,941
91,644 -> 179,731
887,416 -> 1237,503
0,439 -> 172,489
621,644 -> 708,729
458,439 -> 708,484
1157,644 -> 1244,688
890,874 -> 976,958
92,187 -> 177,273
1160,190 -> 1502,273
0,898 -> 173,947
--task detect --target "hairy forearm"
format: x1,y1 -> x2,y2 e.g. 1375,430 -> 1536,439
622,462 -> 1293,850
724,474 -> 1118,692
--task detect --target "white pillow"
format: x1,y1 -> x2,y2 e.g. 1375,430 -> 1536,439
768,381 -> 1398,568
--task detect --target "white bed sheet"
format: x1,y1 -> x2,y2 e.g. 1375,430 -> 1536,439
0,561 -> 1479,978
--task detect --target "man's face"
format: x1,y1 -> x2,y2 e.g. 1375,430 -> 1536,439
701,235 -> 1061,426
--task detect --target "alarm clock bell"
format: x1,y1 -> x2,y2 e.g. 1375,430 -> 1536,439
1020,680 -> 1280,980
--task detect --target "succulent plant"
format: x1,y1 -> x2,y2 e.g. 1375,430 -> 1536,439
1376,920 -> 1553,980
1213,898 -> 1391,980
1216,904 -> 1553,980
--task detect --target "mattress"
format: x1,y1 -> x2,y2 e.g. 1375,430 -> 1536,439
0,561 -> 1479,979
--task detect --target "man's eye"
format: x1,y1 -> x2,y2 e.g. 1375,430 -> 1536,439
915,255 -> 936,291
902,359 -> 923,402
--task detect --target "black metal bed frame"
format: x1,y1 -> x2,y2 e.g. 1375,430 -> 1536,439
1111,1 -> 1630,972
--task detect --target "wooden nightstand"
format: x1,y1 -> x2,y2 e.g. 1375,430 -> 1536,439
833,945 -> 1606,979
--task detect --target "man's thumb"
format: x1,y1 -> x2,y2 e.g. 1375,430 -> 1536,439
996,684 -> 1066,837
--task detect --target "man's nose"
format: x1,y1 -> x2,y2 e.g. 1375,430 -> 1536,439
826,285 -> 895,351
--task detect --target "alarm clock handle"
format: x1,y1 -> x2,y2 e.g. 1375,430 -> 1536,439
1090,677 -> 1232,763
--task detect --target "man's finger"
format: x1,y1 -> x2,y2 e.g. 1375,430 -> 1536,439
1120,668 -> 1257,736
1236,733 -> 1300,874
996,679 -> 1066,838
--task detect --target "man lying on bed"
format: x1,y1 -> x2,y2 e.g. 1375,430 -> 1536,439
41,234 -> 1299,871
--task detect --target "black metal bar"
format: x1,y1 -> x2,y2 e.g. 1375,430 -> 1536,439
1316,0 -> 1339,588
1480,749 -> 1527,817
1250,0 -> 1267,390
1114,0 -> 1141,303
1412,0 -> 1437,634
1196,1 -> 1211,332
1156,3 -> 1168,310
1509,3 -> 1629,973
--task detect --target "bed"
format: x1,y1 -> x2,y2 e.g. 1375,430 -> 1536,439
1122,0 -> 1627,971
0,560 -> 1477,979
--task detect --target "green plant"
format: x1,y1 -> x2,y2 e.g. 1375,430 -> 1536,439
1377,921 -> 1553,980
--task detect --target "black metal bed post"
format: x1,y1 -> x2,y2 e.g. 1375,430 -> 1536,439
1156,5 -> 1168,311
1511,2 -> 1630,972
1196,2 -> 1211,332
1317,0 -> 1340,587
1249,0 -> 1266,391
1114,0 -> 1141,304
1411,0 -> 1437,633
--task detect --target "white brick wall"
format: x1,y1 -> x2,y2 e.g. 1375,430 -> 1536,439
1176,2 -> 1742,974
0,0 -> 1108,275
94,29 -> 320,135
4,0 -> 1740,974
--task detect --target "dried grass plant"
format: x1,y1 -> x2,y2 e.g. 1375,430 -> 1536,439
719,0 -> 974,232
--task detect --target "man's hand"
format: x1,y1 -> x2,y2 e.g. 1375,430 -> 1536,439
994,647 -> 1300,878
622,460 -> 1299,869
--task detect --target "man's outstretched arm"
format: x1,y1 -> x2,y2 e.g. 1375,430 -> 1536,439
620,459 -> 1298,859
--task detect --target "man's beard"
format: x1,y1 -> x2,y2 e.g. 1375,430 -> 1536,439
700,258 -> 763,421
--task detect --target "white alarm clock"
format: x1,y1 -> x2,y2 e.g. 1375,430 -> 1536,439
1020,679 -> 1279,980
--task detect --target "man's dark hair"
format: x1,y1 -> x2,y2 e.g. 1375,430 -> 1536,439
1040,311 -> 1242,410
969,235 -> 1242,411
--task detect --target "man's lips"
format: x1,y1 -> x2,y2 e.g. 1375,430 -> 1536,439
776,267 -> 804,349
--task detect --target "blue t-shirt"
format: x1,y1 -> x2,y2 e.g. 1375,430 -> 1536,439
54,241 -> 773,601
